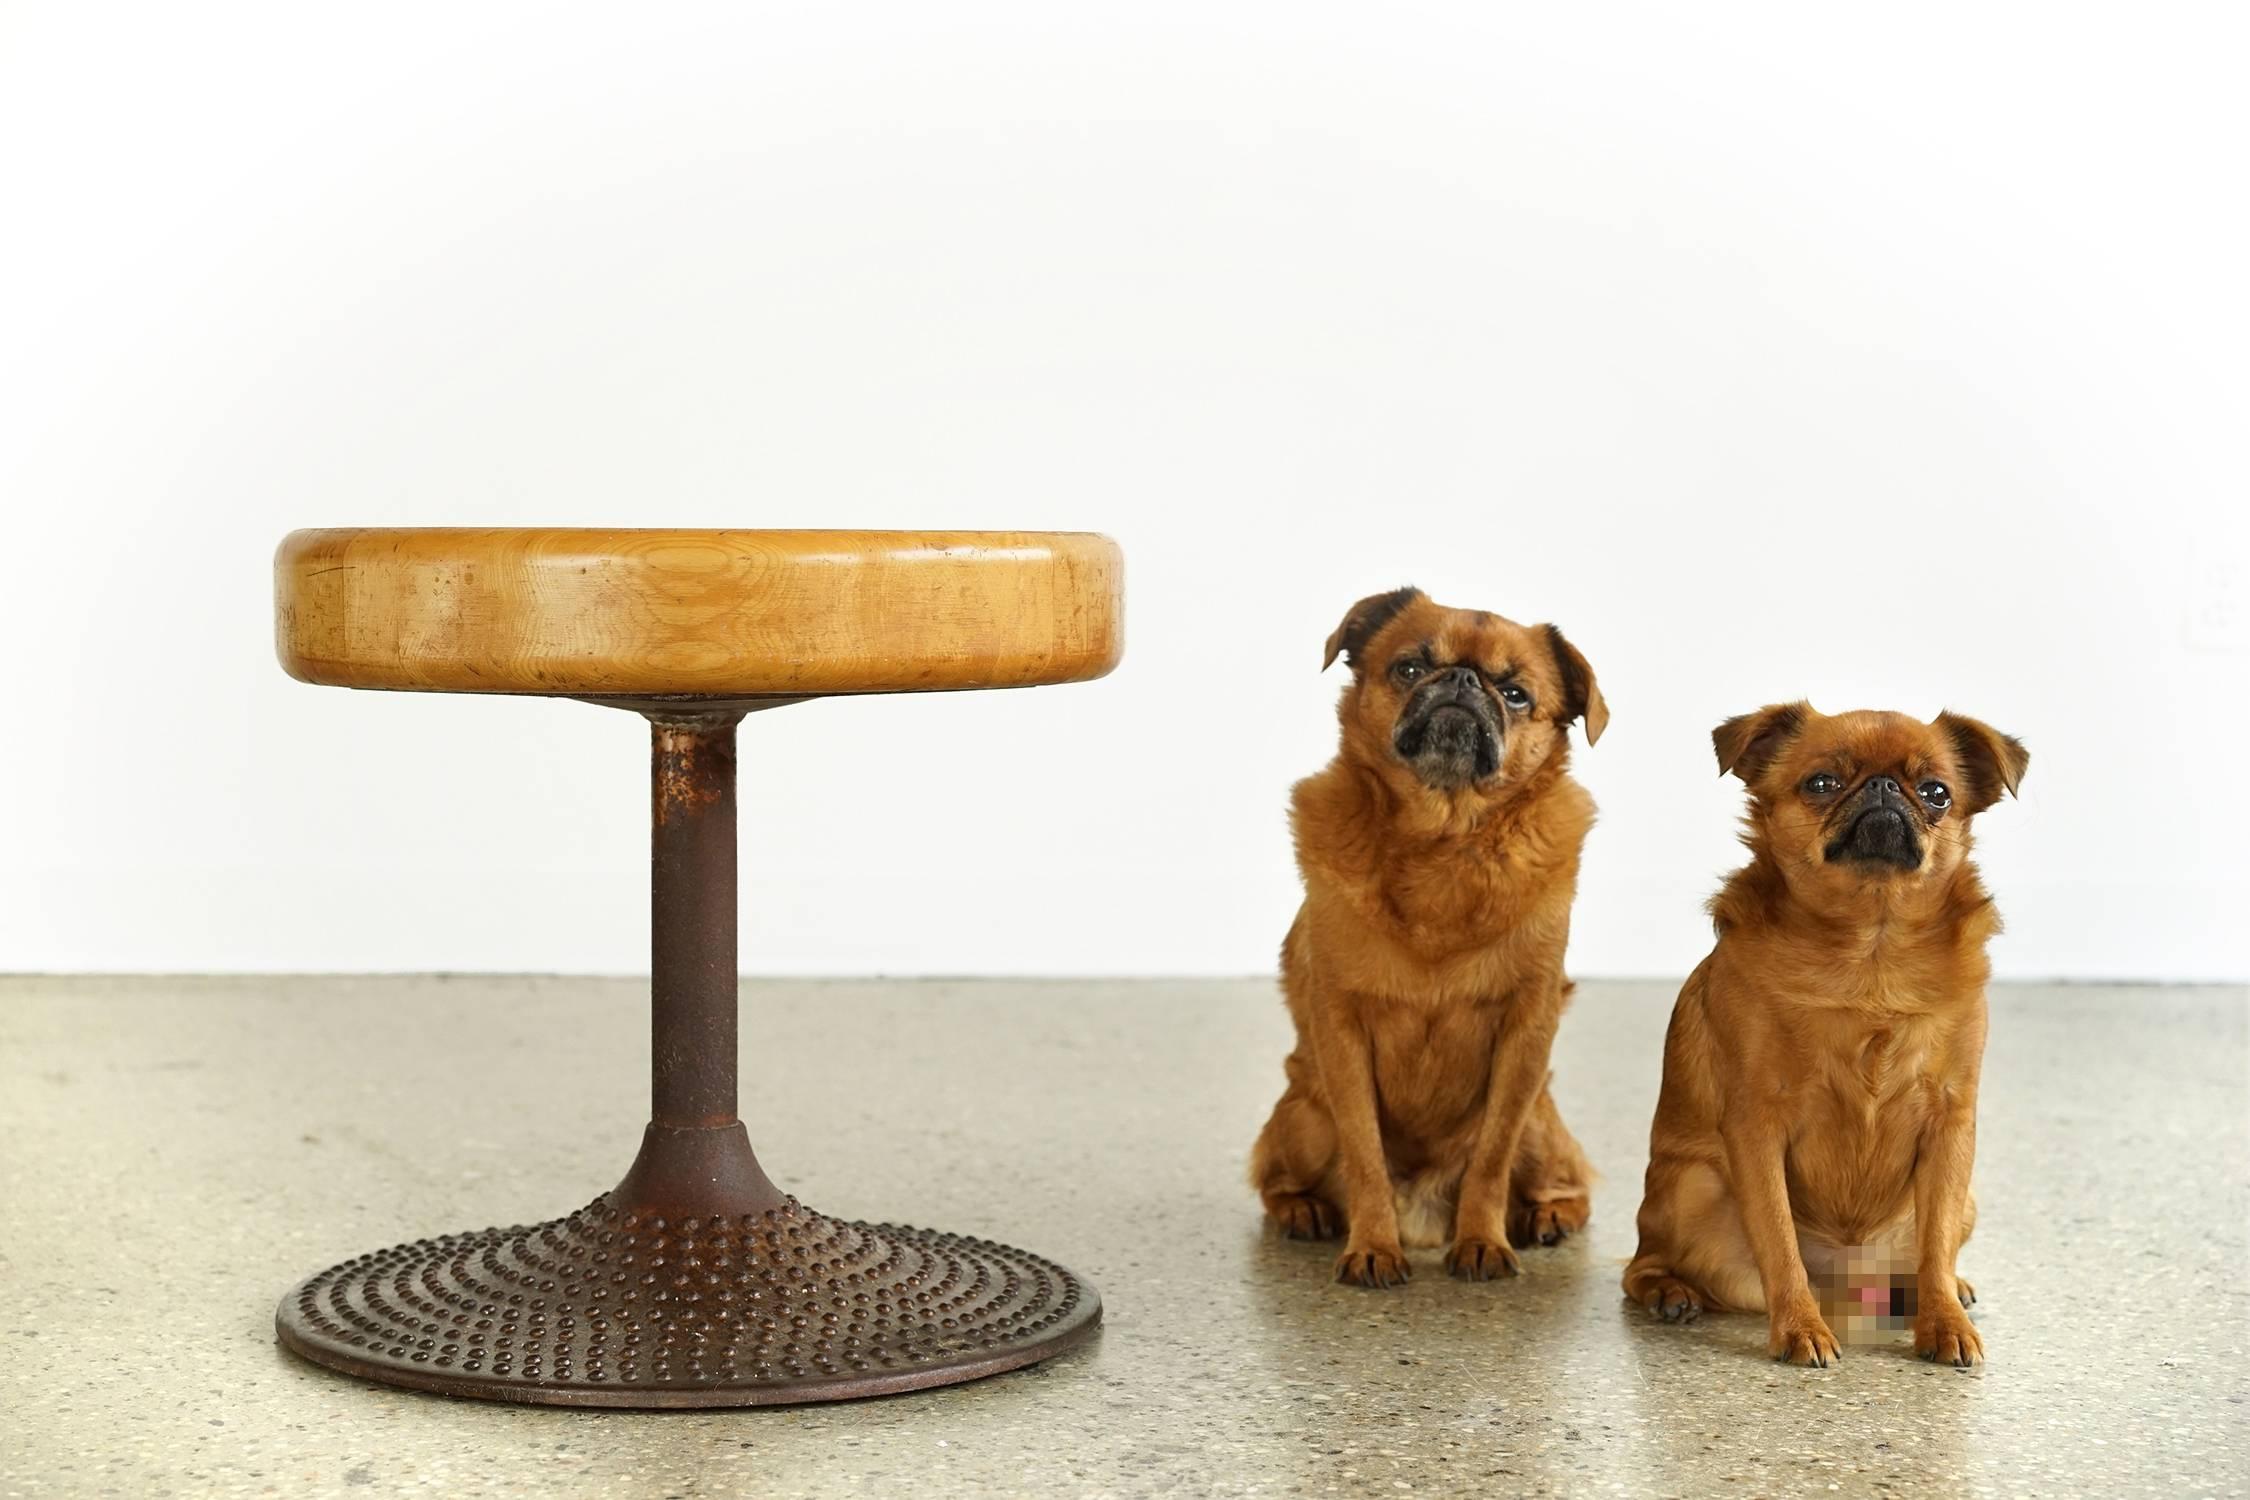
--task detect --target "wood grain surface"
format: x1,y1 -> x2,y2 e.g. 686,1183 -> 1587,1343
275,529 -> 1124,697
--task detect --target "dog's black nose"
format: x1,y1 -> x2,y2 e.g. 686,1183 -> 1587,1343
1441,665 -> 1481,692
1867,776 -> 1902,797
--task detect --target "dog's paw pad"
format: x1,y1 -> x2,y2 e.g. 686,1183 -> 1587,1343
1445,1237 -> 1521,1281
1334,1245 -> 1410,1288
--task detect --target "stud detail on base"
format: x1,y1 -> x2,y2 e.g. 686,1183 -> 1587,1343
278,1194 -> 1101,1407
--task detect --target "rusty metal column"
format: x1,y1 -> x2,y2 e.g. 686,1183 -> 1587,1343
609,708 -> 785,1217
650,713 -> 741,1128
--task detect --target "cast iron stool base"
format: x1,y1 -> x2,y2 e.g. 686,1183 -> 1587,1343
276,1190 -> 1098,1408
275,704 -> 1102,1406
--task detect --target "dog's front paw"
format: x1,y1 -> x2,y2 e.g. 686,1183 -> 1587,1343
1914,1304 -> 1984,1369
1445,1236 -> 1522,1281
1334,1242 -> 1410,1288
1769,1298 -> 1842,1367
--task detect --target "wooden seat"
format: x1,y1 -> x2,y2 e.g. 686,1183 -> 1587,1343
275,528 -> 1124,697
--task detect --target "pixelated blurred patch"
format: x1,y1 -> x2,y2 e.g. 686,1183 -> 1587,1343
1813,1243 -> 1922,1344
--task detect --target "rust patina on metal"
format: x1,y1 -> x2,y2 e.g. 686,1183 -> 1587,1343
274,706 -> 1102,1407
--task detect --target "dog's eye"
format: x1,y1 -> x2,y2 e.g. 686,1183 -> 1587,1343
1918,780 -> 1952,810
1391,659 -> 1426,685
1497,682 -> 1531,710
1804,772 -> 1842,795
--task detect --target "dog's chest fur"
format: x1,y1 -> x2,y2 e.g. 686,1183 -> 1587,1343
1294,764 -> 1590,1002
1783,1014 -> 1949,1242
1718,928 -> 1990,1245
1290,764 -> 1592,1150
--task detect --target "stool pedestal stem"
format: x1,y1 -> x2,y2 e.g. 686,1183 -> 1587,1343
612,710 -> 787,1218
651,713 -> 740,1129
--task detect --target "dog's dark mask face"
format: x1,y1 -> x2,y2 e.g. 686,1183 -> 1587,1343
1818,770 -> 1934,870
1713,702 -> 2028,891
1391,660 -> 1506,789
1321,588 -> 1607,797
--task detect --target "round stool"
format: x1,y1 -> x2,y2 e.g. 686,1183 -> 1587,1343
271,528 -> 1121,1407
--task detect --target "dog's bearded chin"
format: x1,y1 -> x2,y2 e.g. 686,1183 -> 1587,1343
1426,705 -> 1479,748
1397,705 -> 1500,789
1825,806 -> 1922,870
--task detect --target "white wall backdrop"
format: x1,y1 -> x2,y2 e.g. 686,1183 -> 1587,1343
1,2 -> 2243,980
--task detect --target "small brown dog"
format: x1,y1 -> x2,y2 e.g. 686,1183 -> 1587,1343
1623,703 -> 2028,1366
1250,588 -> 1605,1287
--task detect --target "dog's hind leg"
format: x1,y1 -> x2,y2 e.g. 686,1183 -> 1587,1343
1508,1082 -> 1594,1247
1623,1160 -> 1761,1320
1250,1072 -> 1345,1241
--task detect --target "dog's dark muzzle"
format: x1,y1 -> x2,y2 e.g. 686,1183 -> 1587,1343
1823,778 -> 1924,869
1392,669 -> 1503,786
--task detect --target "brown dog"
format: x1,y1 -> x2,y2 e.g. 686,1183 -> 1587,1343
1623,703 -> 2028,1366
1250,588 -> 1605,1287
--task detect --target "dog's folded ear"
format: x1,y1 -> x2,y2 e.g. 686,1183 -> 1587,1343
1322,587 -> 1422,671
1935,711 -> 2029,815
1712,701 -> 1810,783
1544,626 -> 1609,745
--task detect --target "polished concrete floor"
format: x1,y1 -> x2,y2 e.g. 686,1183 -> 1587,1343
1,976 -> 2243,1498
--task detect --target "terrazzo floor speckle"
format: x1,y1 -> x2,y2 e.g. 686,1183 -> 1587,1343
1,976 -> 2243,1498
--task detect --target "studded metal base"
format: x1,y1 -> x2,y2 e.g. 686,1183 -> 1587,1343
277,1193 -> 1101,1407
